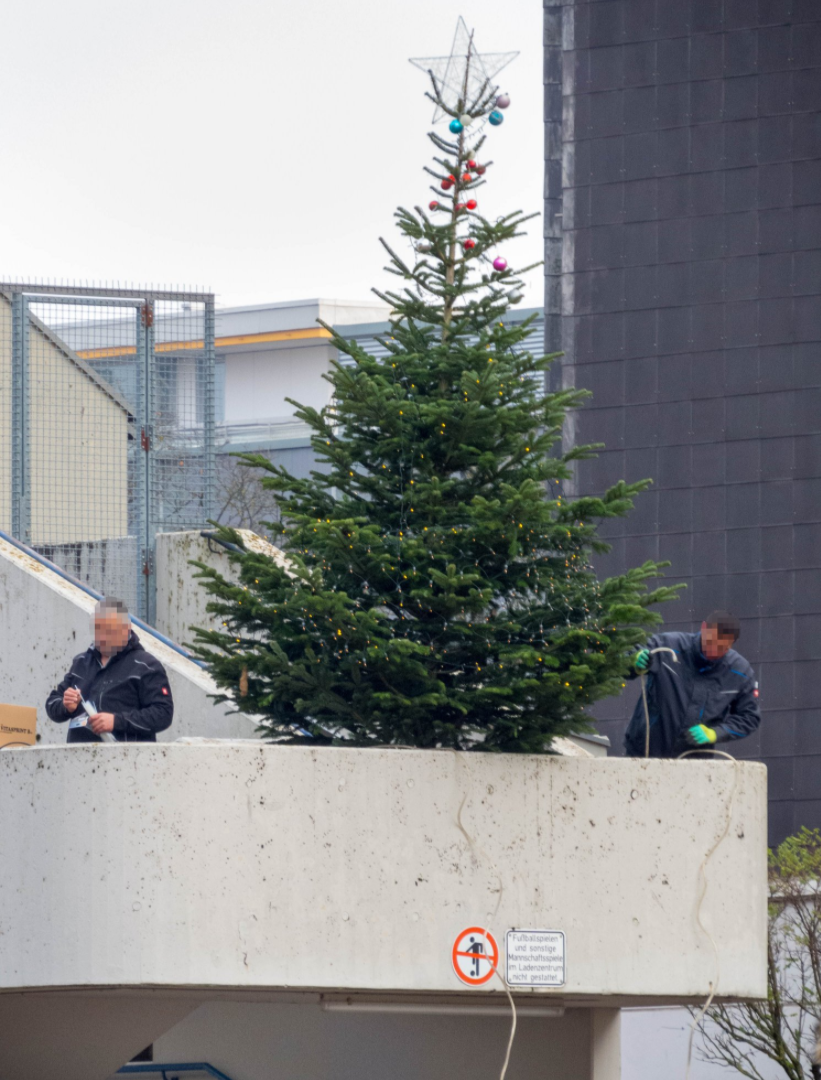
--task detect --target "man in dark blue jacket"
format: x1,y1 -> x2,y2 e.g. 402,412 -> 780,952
624,610 -> 760,758
46,598 -> 174,743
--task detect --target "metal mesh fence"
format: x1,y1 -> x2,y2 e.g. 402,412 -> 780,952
28,298 -> 138,611
0,296 -> 12,534
0,283 -> 215,624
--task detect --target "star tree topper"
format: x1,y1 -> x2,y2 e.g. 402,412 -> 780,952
409,16 -> 518,122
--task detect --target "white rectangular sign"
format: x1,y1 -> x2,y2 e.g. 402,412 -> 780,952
506,929 -> 565,987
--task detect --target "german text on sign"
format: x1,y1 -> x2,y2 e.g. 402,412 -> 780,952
506,929 -> 565,987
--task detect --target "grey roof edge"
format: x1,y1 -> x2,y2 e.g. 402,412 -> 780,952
215,336 -> 334,356
216,437 -> 313,454
333,307 -> 544,340
215,298 -> 376,316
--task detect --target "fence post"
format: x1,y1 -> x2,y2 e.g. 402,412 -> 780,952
135,300 -> 157,624
144,300 -> 157,626
10,293 -> 30,544
203,296 -> 216,523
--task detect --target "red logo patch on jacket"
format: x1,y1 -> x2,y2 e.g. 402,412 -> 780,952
162,686 -> 169,696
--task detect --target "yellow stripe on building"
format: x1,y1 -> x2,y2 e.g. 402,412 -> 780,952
76,326 -> 333,360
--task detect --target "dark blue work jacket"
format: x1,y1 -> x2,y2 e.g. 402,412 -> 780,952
46,631 -> 174,743
624,631 -> 760,758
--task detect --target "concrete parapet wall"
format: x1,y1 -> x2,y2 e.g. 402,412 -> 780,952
0,744 -> 767,1003
154,529 -> 291,647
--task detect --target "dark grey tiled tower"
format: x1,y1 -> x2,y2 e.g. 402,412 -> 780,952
546,0 -> 821,842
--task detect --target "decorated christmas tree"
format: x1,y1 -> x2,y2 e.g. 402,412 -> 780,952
190,20 -> 680,752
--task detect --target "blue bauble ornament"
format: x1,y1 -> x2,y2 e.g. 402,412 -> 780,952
488,110 -> 504,126
449,118 -> 464,134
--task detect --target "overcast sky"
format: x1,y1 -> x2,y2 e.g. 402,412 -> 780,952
1,1 -> 544,311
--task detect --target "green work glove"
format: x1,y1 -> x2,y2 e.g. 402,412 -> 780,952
686,724 -> 718,747
634,648 -> 650,672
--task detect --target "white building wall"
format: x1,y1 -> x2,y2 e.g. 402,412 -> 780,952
215,298 -> 391,429
223,342 -> 334,423
621,1007 -> 759,1079
214,298 -> 391,339
175,356 -> 199,429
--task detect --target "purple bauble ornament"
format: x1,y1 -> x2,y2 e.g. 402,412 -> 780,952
495,93 -> 511,109
493,256 -> 508,272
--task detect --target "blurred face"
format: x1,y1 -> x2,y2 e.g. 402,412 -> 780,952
94,611 -> 130,656
701,621 -> 735,661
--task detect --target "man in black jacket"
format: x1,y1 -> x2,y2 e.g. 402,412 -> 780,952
624,610 -> 760,758
46,598 -> 174,743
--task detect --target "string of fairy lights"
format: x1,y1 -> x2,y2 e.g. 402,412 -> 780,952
221,331 -> 633,680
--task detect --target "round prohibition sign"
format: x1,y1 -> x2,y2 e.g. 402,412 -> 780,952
452,927 -> 499,986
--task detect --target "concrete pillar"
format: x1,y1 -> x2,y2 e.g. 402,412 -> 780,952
591,1009 -> 621,1080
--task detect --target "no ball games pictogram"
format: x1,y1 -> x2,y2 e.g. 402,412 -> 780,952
452,927 -> 499,986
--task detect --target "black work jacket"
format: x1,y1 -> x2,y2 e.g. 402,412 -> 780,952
46,632 -> 174,743
624,631 -> 760,758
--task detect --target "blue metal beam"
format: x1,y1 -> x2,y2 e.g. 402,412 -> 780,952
118,1063 -> 233,1079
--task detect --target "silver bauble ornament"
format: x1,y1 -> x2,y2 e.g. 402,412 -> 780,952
508,290 -> 524,304
496,93 -> 511,109
416,241 -> 433,254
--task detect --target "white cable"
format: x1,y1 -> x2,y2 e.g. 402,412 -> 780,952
637,649 -> 742,1078
451,753 -> 518,1080
417,681 -> 738,1080
640,646 -> 679,757
677,747 -> 741,1080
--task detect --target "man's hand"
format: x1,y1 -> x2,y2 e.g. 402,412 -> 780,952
62,688 -> 82,714
686,724 -> 718,747
89,712 -> 116,735
634,648 -> 650,672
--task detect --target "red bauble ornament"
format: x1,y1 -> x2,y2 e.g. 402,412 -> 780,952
456,202 -> 466,212
467,159 -> 477,168
462,173 -> 473,183
448,174 -> 456,182
429,200 -> 439,210
476,164 -> 486,175
466,199 -> 477,210
441,179 -> 452,191
463,238 -> 476,251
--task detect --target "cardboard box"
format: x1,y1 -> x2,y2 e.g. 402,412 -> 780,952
0,703 -> 37,749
